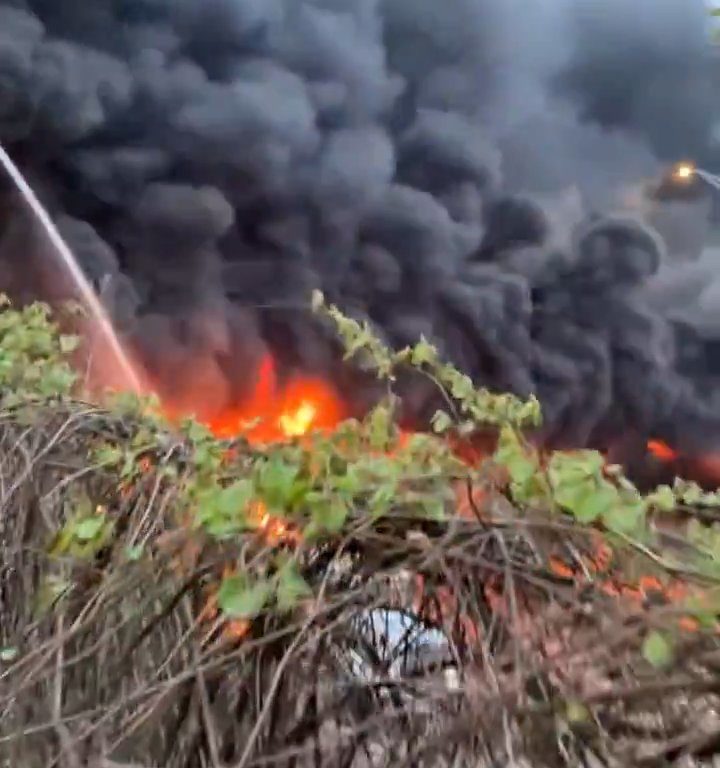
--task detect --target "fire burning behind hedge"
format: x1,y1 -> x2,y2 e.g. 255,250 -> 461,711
205,354 -> 343,442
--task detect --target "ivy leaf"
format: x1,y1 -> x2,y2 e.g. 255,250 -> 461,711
642,631 -> 674,669
369,483 -> 396,518
258,458 -> 300,508
675,479 -> 704,506
565,700 -> 590,725
410,336 -> 437,366
94,444 -> 123,466
702,491 -> 720,506
121,452 -> 138,479
74,515 -> 107,542
125,544 -> 144,562
494,426 -> 529,465
419,496 -> 447,521
431,410 -> 453,434
549,451 -> 604,488
195,483 -> 252,537
517,396 -> 543,428
0,647 -> 18,663
33,575 -> 72,618
343,325 -> 374,359
218,575 -> 272,620
505,454 -> 539,487
185,420 -> 213,445
448,373 -> 475,402
572,484 -> 617,524
217,479 -> 255,516
331,467 -> 362,498
310,498 -> 348,535
603,497 -> 645,535
685,590 -> 720,629
646,485 -> 676,513
367,404 -> 394,450
276,562 -> 312,612
59,334 -> 79,353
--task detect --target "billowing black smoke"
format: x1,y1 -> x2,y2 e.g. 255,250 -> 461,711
556,0 -> 720,167
0,0 -> 719,456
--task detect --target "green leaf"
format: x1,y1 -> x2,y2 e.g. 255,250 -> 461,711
343,325 -> 373,359
0,646 -> 18,662
310,498 -> 348,535
218,575 -> 272,619
0,647 -> 18,663
367,404 -> 394,449
675,479 -> 704,506
495,426 -> 535,465
448,372 -> 475,402
642,631 -> 673,669
505,453 -> 538,487
94,444 -> 123,466
121,452 -> 138,479
185,420 -> 213,444
330,467 -> 361,497
276,562 -> 312,612
125,544 -> 144,562
549,451 -> 605,487
419,496 -> 447,521
369,483 -> 397,518
572,484 -> 618,524
646,485 -> 676,513
410,336 -> 437,366
59,334 -> 80,353
603,496 -> 645,535
33,575 -> 72,617
565,700 -> 590,725
258,458 -> 300,508
73,516 -> 107,542
431,410 -> 453,434
702,491 -> 720,506
195,484 -> 248,538
217,479 -> 255,516
517,396 -> 542,428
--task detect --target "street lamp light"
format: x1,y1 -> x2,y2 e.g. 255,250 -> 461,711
671,162 -> 720,191
673,162 -> 695,181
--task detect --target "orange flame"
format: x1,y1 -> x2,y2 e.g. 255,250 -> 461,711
647,439 -> 678,463
206,355 -> 343,442
279,401 -> 318,437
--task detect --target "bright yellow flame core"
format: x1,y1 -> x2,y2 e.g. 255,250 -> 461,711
674,163 -> 695,180
279,401 -> 318,436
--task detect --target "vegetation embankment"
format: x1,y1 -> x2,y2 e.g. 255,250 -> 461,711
2,294 -> 720,766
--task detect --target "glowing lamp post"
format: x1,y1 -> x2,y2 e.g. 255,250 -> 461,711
670,162 -> 720,191
673,163 -> 695,181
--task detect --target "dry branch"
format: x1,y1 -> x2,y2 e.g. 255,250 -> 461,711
1,402 -> 720,768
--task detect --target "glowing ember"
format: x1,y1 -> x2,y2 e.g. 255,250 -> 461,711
647,439 -> 678,463
247,499 -> 301,545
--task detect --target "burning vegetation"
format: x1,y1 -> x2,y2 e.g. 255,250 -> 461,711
205,353 -> 344,443
0,0 -> 719,480
1,2 -> 720,765
3,296 -> 720,767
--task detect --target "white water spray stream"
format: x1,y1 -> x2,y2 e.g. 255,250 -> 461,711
0,144 -> 143,394
696,168 -> 720,191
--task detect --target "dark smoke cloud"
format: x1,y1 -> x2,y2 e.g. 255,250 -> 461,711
0,0 -> 719,450
556,0 -> 719,165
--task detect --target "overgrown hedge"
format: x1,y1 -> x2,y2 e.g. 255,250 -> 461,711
2,295 -> 720,767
